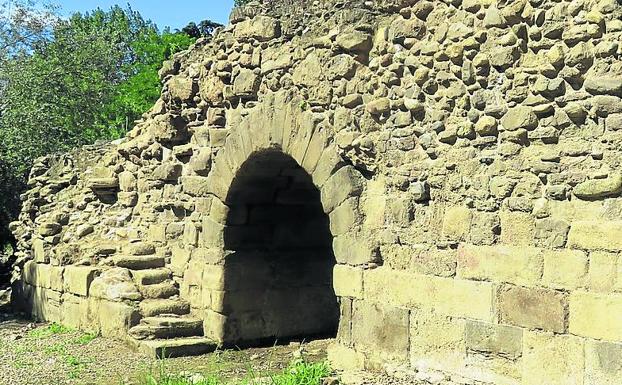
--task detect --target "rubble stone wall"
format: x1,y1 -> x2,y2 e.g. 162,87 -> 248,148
9,0 -> 622,383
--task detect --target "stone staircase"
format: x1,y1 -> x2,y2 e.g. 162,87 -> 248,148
113,250 -> 216,358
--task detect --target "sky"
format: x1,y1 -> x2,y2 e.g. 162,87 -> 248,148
56,1 -> 235,30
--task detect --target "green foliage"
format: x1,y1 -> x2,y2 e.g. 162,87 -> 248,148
27,322 -> 73,339
72,332 -> 98,345
234,0 -> 255,7
0,4 -> 207,267
0,5 -> 191,176
139,360 -> 331,385
182,20 -> 223,39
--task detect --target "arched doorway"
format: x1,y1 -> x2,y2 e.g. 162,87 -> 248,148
221,150 -> 339,345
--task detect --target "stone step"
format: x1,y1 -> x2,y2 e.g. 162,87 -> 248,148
130,337 -> 216,358
113,255 -> 165,270
131,268 -> 172,285
128,315 -> 204,340
139,298 -> 190,317
138,281 -> 179,299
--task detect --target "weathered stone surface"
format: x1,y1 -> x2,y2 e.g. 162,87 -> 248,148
10,0 -> 622,382
574,174 -> 622,200
234,16 -> 280,41
523,332 -> 584,385
588,251 -> 618,293
333,232 -> 379,265
567,221 -> 622,251
584,76 -> 622,96
364,267 -> 494,321
569,291 -> 622,340
320,166 -> 364,213
167,76 -> 196,102
64,266 -> 99,296
336,31 -> 372,54
585,340 -> 622,385
90,268 -> 142,301
498,285 -> 567,333
501,106 -> 538,131
352,301 -> 410,361
542,249 -> 588,290
442,206 -> 472,241
465,321 -> 523,359
365,98 -> 391,115
333,264 -> 363,298
457,244 -> 542,286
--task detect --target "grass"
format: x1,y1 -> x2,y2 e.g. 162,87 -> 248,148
138,360 -> 332,385
72,332 -> 98,345
25,323 -> 97,379
27,322 -> 73,338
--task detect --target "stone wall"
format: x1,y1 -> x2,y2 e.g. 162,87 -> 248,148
9,0 -> 622,382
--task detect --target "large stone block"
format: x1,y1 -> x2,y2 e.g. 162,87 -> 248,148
457,244 -> 543,286
498,285 -> 566,333
171,246 -> 191,277
97,300 -> 140,339
410,309 -> 466,374
201,217 -> 225,249
234,16 -> 280,42
352,301 -> 410,362
327,343 -> 365,371
337,298 -> 352,344
542,249 -> 587,290
569,291 -> 622,341
588,251 -> 618,293
500,210 -> 535,246
333,264 -> 364,298
61,293 -> 90,330
585,340 -> 622,385
32,238 -> 47,263
320,166 -> 364,213
364,267 -> 494,321
567,221 -> 622,251
181,176 -> 211,197
329,197 -> 361,236
465,321 -> 523,359
311,146 -> 346,188
202,264 -> 226,291
442,206 -> 472,241
333,231 -> 379,265
63,266 -> 99,297
522,332 -> 584,385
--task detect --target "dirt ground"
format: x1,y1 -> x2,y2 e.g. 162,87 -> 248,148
0,296 -> 464,385
0,306 -> 331,385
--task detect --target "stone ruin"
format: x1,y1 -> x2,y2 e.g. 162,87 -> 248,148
8,0 -> 622,383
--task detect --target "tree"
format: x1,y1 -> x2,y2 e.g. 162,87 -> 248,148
182,19 -> 223,39
234,0 -> 254,7
0,5 -> 200,274
0,0 -> 58,58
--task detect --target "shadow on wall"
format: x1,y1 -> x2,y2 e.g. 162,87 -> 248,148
221,150 -> 339,346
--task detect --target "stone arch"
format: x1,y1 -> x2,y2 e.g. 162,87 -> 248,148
220,150 -> 338,344
199,91 -> 372,345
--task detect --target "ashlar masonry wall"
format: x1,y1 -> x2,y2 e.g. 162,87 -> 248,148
9,0 -> 622,383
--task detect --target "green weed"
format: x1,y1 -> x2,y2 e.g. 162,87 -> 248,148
72,332 -> 98,345
137,359 -> 331,385
27,323 -> 72,339
43,342 -> 67,355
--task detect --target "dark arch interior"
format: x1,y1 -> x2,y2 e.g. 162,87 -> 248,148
221,150 -> 339,345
